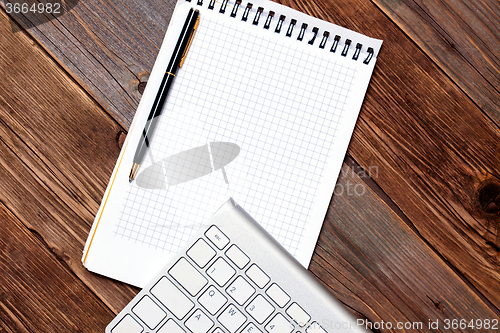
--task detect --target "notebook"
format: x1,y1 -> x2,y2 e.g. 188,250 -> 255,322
82,0 -> 382,288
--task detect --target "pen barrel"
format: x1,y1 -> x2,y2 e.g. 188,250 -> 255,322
132,75 -> 174,163
131,8 -> 199,169
166,8 -> 200,73
148,72 -> 175,122
132,115 -> 160,163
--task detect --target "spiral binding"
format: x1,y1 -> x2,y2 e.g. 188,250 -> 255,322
185,0 -> 375,64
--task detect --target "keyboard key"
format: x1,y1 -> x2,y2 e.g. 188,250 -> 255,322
205,225 -> 229,249
150,277 -> 194,320
131,295 -> 166,329
226,276 -> 255,305
198,285 -> 227,315
225,245 -> 250,269
286,303 -> 310,327
266,283 -> 290,307
246,294 -> 274,324
218,304 -> 247,333
185,309 -> 213,333
157,319 -> 185,333
265,313 -> 294,333
169,257 -> 207,296
242,323 -> 263,333
187,238 -> 216,268
306,322 -> 327,333
111,314 -> 143,333
246,264 -> 270,288
207,257 -> 236,286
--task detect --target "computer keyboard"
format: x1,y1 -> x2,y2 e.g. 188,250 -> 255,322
106,198 -> 366,333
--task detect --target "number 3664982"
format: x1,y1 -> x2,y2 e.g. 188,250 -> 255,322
5,2 -> 61,14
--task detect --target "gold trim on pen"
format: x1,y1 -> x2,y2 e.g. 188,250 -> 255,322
166,71 -> 176,76
129,163 -> 140,182
180,12 -> 200,68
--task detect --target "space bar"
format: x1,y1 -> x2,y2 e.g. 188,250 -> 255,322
151,276 -> 194,320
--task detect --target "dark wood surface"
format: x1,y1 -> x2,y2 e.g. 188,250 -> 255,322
0,0 -> 499,331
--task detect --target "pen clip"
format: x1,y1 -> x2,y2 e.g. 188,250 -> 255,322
180,13 -> 200,68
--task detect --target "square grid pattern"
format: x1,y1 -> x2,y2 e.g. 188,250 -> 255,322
115,12 -> 358,260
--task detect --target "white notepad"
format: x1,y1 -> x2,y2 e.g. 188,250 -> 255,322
83,0 -> 382,287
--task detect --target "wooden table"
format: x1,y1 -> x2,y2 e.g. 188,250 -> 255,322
0,0 -> 499,331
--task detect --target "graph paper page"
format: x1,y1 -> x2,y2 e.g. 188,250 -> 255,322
83,0 -> 381,287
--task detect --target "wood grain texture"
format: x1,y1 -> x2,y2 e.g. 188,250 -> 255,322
350,12 -> 500,310
310,164 -> 498,328
1,0 -> 499,331
0,0 -> 177,127
0,203 -> 114,331
0,9 -> 138,314
278,0 -> 500,311
370,0 -> 500,126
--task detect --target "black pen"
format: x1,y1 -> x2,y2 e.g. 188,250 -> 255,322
129,8 -> 200,182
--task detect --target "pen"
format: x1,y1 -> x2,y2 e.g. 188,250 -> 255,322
129,8 -> 200,182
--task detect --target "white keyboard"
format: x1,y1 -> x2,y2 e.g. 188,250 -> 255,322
106,199 -> 367,333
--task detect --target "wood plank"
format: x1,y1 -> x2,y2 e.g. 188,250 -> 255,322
370,0 -> 500,126
4,0 -> 496,128
0,203 -> 114,331
310,164 -> 498,327
1,23 -> 494,326
0,0 -> 177,127
347,20 -> 500,307
279,0 -> 500,311
351,77 -> 500,308
0,9 -> 138,313
2,0 -> 499,327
